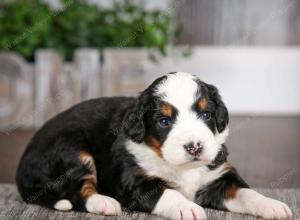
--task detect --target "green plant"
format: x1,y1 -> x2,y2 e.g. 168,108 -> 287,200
0,0 -> 176,61
0,0 -> 51,60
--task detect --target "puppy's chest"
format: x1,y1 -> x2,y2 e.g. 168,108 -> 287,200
165,167 -> 224,201
126,141 -> 225,201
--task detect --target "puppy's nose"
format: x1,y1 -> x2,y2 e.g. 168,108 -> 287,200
184,142 -> 203,156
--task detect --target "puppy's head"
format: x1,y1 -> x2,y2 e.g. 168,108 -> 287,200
124,72 -> 229,166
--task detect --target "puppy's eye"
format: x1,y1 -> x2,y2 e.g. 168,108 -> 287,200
200,111 -> 211,121
158,117 -> 172,127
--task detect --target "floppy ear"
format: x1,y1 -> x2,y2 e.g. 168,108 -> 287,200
206,84 -> 229,133
123,92 -> 149,143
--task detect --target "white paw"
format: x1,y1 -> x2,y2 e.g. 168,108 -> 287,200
86,194 -> 122,215
255,197 -> 293,219
153,189 -> 207,220
54,199 -> 72,211
225,188 -> 293,219
174,200 -> 206,220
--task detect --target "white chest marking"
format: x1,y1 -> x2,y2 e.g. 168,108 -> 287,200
126,140 -> 226,201
176,165 -> 226,200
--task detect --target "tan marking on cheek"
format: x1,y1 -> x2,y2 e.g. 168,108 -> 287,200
145,135 -> 162,158
79,151 -> 97,200
160,103 -> 172,117
225,184 -> 239,200
198,98 -> 208,111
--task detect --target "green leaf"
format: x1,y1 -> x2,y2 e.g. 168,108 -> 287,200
0,0 -> 179,61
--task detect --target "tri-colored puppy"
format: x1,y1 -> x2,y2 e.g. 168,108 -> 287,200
16,72 -> 292,219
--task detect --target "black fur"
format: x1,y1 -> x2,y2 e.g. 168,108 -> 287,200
193,80 -> 229,134
208,144 -> 229,170
110,134 -> 167,212
16,73 -> 249,215
123,75 -> 168,143
16,97 -> 142,211
195,168 -> 249,210
205,83 -> 229,133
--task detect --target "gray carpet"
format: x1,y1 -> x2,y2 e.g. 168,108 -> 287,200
0,184 -> 299,220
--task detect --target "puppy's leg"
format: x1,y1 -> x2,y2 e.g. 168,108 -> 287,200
77,151 -> 122,215
122,170 -> 205,220
224,188 -> 292,219
195,166 -> 292,219
153,189 -> 207,220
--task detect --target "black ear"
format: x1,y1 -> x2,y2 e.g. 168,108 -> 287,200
123,92 -> 149,143
206,84 -> 229,133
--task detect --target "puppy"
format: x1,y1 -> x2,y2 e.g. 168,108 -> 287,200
16,72 -> 292,219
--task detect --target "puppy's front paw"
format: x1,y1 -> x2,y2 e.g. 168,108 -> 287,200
86,194 -> 122,215
225,188 -> 293,219
255,197 -> 293,219
176,200 -> 206,220
153,189 -> 206,220
157,200 -> 206,220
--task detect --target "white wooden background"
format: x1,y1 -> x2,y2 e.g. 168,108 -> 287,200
1,47 -> 300,133
44,0 -> 300,45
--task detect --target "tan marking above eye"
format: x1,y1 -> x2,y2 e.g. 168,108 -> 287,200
198,98 -> 208,111
160,102 -> 173,117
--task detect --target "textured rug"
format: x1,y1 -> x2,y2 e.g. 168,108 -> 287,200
0,184 -> 299,220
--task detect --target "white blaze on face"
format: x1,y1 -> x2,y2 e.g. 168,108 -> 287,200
155,72 -> 222,165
